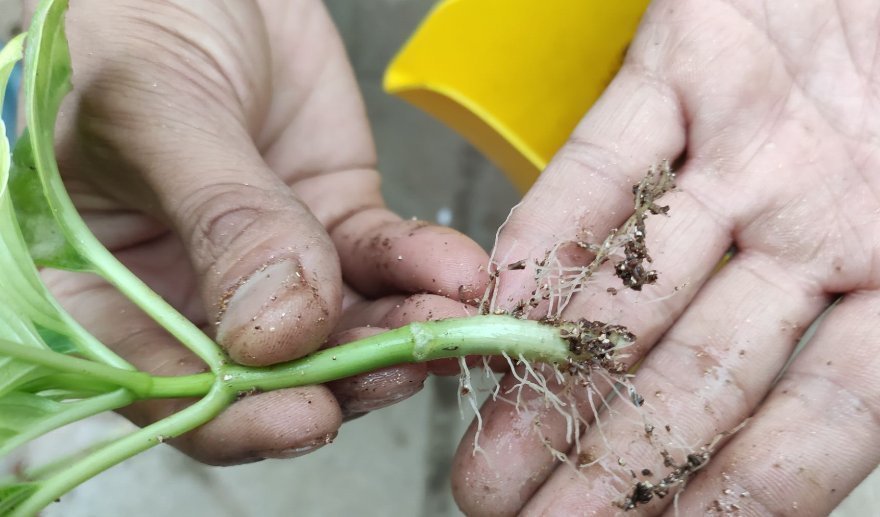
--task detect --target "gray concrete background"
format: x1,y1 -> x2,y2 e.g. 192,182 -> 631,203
1,0 -> 878,515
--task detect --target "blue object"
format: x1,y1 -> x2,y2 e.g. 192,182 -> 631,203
2,43 -> 21,144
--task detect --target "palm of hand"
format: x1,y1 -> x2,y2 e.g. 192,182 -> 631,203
454,1 -> 880,515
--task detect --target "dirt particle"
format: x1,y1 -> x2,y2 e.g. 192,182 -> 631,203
577,447 -> 597,468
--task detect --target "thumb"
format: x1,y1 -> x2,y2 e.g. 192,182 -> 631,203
57,0 -> 342,365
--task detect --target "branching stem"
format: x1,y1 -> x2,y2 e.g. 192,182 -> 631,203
9,384 -> 234,517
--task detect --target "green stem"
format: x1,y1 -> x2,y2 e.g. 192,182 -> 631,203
0,389 -> 133,457
147,372 -> 214,398
88,247 -> 229,371
7,316 -> 568,402
5,315 -> 569,515
11,383 -> 234,517
136,315 -> 567,397
1,338 -> 216,398
0,339 -> 152,396
225,315 -> 569,392
19,373 -> 119,397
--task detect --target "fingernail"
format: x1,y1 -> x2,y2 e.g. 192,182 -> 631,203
259,432 -> 337,459
216,260 -> 302,345
236,456 -> 266,465
339,385 -> 423,415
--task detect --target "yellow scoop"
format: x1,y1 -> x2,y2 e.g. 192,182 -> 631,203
384,0 -> 649,192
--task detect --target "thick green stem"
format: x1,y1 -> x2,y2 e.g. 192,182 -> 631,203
1,338 -> 215,399
10,384 -> 234,517
4,314 -> 571,516
6,316 -> 569,402
147,372 -> 214,398
88,247 -> 229,370
225,315 -> 569,392
0,339 -> 152,395
130,315 -> 568,398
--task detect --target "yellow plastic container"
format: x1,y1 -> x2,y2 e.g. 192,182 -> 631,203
384,0 -> 649,192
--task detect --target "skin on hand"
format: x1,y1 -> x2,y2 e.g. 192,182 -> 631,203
452,0 -> 880,515
25,0 -> 489,465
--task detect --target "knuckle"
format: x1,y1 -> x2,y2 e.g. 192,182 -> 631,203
557,136 -> 630,187
181,183 -> 277,272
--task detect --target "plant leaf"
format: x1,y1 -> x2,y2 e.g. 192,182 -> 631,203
14,0 -> 227,370
8,135 -> 89,270
0,6 -> 134,466
0,392 -> 62,443
0,33 -> 57,400
0,482 -> 38,515
6,0 -> 90,272
0,389 -> 133,458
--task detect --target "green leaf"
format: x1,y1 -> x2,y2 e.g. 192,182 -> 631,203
0,392 -> 62,443
8,135 -> 89,270
0,389 -> 133,459
34,325 -> 77,355
7,0 -> 89,272
0,5 -> 136,469
11,0 -> 227,370
0,482 -> 38,515
0,33 -> 57,400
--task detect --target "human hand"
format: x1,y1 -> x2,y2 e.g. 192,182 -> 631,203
28,0 -> 488,465
453,0 -> 879,514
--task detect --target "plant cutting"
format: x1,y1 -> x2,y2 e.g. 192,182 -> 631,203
0,1 -> 719,515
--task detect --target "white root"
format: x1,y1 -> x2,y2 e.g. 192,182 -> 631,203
457,162 -> 745,512
457,356 -> 487,459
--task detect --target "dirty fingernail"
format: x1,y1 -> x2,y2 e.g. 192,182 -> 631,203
215,261 -> 302,356
259,432 -> 337,459
338,384 -> 424,415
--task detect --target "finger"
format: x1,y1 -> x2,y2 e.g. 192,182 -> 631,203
519,251 -> 829,514
56,0 -> 340,366
43,269 -> 342,466
489,60 -> 687,311
324,327 -> 427,418
673,289 -> 880,516
451,364 -> 591,516
332,212 -> 491,303
252,1 -> 492,304
181,385 -> 340,465
452,169 -> 732,515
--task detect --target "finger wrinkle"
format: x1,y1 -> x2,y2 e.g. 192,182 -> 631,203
733,249 -> 824,298
283,164 -> 378,188
673,180 -> 734,236
325,201 -> 388,239
179,182 -> 277,263
783,370 -> 880,433
647,337 -> 754,414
